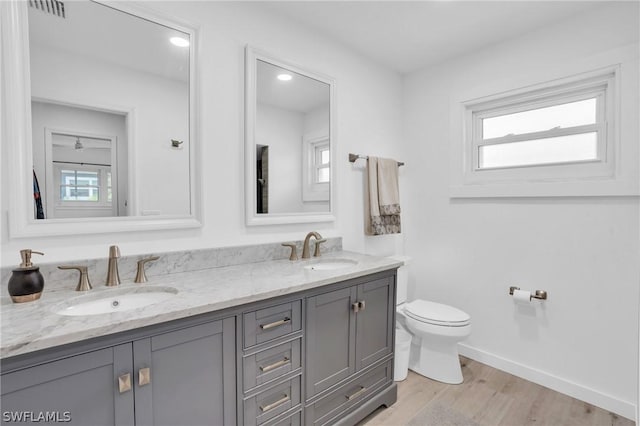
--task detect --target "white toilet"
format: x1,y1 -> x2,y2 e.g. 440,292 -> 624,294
393,256 -> 471,384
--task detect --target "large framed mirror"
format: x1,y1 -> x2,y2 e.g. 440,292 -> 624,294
245,46 -> 335,226
1,0 -> 200,237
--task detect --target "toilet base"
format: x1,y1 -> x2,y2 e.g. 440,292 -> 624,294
409,339 -> 464,384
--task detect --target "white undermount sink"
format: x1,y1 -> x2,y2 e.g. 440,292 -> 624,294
55,286 -> 178,316
304,259 -> 358,271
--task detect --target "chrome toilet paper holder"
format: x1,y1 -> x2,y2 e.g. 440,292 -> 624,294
509,286 -> 548,300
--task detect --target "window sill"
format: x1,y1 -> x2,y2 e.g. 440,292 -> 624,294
449,178 -> 639,198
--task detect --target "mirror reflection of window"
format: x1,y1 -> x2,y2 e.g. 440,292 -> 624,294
48,133 -> 117,218
255,60 -> 331,214
315,144 -> 330,184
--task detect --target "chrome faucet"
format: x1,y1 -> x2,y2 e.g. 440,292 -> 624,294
106,245 -> 121,287
302,232 -> 323,259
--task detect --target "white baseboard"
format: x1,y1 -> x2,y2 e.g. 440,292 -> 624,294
458,343 -> 637,421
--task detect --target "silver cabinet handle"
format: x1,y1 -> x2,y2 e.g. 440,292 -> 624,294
118,373 -> 132,393
346,386 -> 367,401
352,301 -> 366,313
260,317 -> 291,330
138,367 -> 151,386
259,357 -> 290,373
259,394 -> 290,412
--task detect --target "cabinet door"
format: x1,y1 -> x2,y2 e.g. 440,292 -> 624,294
133,317 -> 236,426
355,276 -> 395,370
305,286 -> 357,399
1,344 -> 134,426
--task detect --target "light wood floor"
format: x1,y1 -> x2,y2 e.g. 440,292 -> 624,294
360,357 -> 635,426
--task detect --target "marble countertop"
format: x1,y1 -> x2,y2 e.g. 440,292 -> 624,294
1,251 -> 401,359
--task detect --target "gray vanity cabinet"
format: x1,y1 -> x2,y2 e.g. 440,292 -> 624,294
306,286 -> 357,397
132,317 -> 236,426
1,268 -> 398,426
1,345 -> 135,426
305,275 -> 395,400
0,317 -> 236,426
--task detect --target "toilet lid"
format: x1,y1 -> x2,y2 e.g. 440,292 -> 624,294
404,300 -> 470,326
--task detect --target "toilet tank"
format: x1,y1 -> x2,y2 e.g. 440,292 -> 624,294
390,256 -> 411,305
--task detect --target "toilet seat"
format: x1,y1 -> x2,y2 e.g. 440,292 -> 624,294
404,299 -> 470,327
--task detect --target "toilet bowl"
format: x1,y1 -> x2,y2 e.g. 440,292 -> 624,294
397,300 -> 470,384
391,255 -> 471,385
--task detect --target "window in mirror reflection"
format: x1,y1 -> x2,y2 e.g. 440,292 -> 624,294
315,143 -> 330,184
46,132 -> 118,218
255,60 -> 330,214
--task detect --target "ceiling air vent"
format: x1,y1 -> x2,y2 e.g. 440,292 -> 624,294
29,0 -> 65,18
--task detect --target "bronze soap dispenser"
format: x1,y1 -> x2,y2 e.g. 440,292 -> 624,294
8,249 -> 45,303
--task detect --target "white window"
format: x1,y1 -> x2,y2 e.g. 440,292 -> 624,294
54,163 -> 113,207
314,143 -> 330,184
302,135 -> 330,201
453,67 -> 623,197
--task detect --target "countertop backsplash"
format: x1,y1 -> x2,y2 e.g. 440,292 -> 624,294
1,238 -> 342,295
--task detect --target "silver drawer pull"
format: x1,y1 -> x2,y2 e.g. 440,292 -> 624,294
259,356 -> 290,373
259,393 -> 290,412
346,386 -> 367,401
260,317 -> 291,330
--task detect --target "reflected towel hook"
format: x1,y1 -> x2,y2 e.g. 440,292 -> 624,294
171,139 -> 184,148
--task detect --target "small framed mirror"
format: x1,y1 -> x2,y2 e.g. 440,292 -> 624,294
245,46 -> 335,226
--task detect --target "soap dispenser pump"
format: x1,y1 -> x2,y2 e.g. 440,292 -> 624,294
8,249 -> 45,303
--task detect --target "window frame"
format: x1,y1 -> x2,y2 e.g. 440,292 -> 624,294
53,163 -> 113,210
459,66 -> 619,189
302,134 -> 330,202
473,90 -> 605,171
313,142 -> 330,184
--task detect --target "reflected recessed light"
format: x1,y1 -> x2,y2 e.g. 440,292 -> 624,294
170,37 -> 190,47
277,73 -> 293,81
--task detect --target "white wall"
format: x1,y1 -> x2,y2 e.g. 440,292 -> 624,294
403,3 -> 639,418
256,102 -> 305,213
1,2 -> 403,263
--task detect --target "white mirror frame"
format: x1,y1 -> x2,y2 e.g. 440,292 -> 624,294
0,1 -> 202,238
244,46 -> 336,226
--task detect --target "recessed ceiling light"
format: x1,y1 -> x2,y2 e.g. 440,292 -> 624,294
170,37 -> 190,47
277,74 -> 293,81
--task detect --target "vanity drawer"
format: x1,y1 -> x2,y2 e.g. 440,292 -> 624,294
244,375 -> 302,426
244,300 -> 302,348
263,409 -> 302,426
305,360 -> 392,426
244,337 -> 302,391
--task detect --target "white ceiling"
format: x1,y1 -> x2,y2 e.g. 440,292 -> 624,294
259,1 -> 610,74
257,59 -> 330,112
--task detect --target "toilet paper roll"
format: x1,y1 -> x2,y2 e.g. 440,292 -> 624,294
513,289 -> 531,304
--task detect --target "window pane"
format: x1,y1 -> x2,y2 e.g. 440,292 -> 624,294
317,167 -> 330,183
479,132 -> 597,169
107,172 -> 112,202
483,98 -> 596,139
76,171 -> 99,186
61,170 -> 77,186
320,149 -> 330,165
